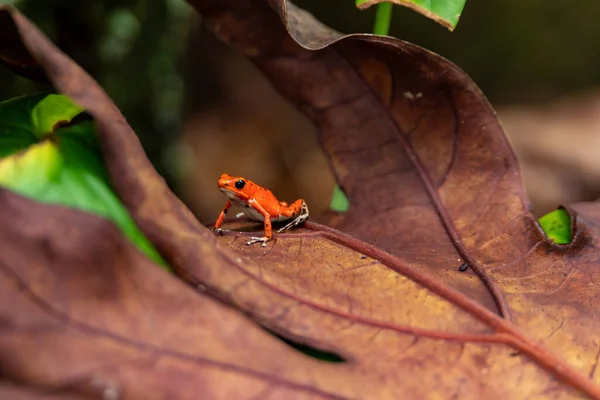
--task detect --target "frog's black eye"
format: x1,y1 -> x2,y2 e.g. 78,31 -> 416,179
235,179 -> 246,189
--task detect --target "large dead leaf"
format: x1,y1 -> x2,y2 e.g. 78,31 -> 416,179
187,0 -> 600,396
3,2 -> 600,399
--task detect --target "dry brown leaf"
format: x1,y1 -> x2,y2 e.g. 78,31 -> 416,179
3,2 -> 600,399
188,0 -> 600,397
0,190 -> 379,399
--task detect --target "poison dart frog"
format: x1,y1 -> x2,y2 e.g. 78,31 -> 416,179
213,173 -> 309,246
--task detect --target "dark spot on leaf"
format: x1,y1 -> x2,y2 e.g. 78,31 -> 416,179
51,120 -> 70,131
52,111 -> 93,132
263,327 -> 345,363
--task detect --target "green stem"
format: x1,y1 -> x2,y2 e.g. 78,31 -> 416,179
373,2 -> 393,35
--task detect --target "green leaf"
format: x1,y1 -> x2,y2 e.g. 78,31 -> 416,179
538,208 -> 571,245
329,185 -> 350,212
356,0 -> 466,31
0,93 -> 168,269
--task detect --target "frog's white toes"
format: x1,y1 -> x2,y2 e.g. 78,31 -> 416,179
247,236 -> 269,247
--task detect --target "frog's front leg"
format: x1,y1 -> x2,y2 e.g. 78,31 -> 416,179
245,200 -> 272,247
277,199 -> 309,233
213,200 -> 232,234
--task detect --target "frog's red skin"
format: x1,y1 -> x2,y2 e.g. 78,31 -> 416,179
214,173 -> 309,246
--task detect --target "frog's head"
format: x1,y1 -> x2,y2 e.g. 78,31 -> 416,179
218,173 -> 253,201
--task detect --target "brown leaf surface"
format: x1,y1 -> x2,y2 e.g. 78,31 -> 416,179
0,185 -> 592,400
3,2 -> 600,399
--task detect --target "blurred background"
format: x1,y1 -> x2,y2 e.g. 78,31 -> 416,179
2,0 -> 600,221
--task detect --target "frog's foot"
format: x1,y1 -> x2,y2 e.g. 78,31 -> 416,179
277,202 -> 309,233
213,227 -> 227,235
247,236 -> 269,247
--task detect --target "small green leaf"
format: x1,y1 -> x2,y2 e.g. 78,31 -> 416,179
538,208 -> 571,245
0,93 -> 168,269
329,185 -> 350,212
356,0 -> 466,31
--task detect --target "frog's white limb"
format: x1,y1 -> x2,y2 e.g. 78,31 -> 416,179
277,201 -> 309,233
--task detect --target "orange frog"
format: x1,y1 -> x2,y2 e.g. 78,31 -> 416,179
214,173 -> 309,246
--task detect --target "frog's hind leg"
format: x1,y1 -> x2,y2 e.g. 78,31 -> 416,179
277,200 -> 309,233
